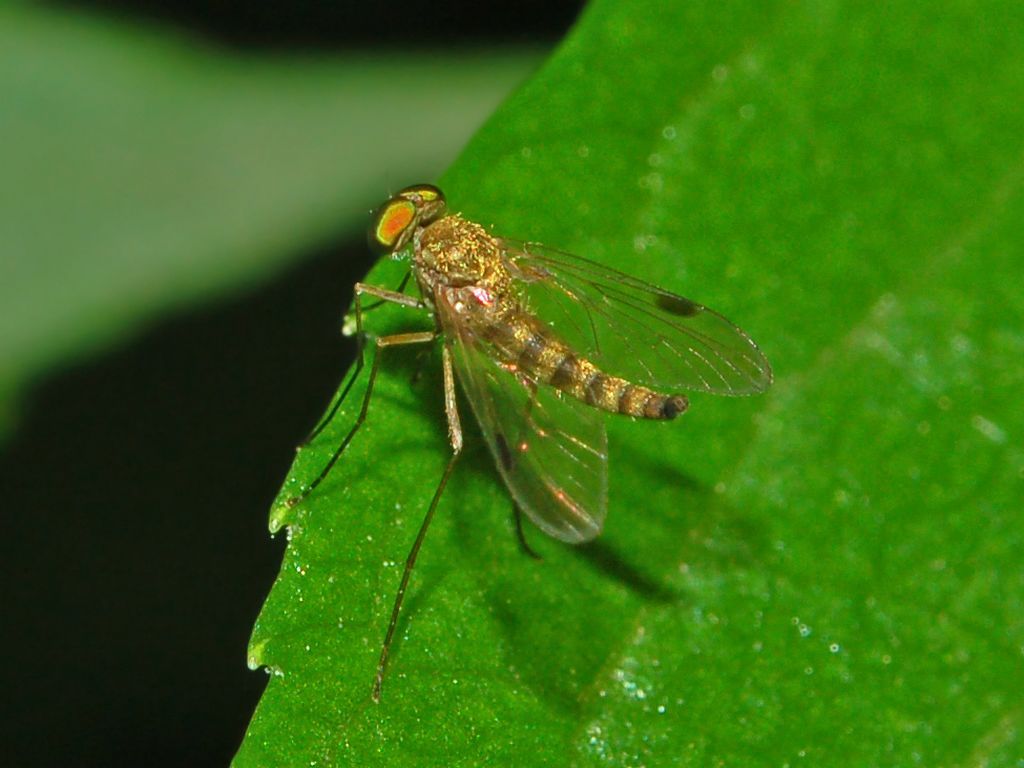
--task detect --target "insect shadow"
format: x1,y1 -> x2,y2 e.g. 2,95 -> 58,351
574,538 -> 681,604
443,437 -> 773,709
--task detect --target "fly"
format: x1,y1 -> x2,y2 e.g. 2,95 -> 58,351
286,183 -> 773,701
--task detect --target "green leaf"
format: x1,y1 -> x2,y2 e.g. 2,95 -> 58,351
238,0 -> 1024,764
0,3 -> 539,437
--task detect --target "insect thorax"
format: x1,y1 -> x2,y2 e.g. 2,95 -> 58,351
413,213 -> 686,420
414,215 -> 512,296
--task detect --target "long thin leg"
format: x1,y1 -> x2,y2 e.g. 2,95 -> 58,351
302,280 -> 425,446
510,376 -> 542,560
301,341 -> 364,447
512,503 -> 542,560
287,327 -> 435,508
373,342 -> 462,702
360,271 -> 411,313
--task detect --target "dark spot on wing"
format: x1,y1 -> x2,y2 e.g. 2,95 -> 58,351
495,433 -> 514,471
656,293 -> 702,317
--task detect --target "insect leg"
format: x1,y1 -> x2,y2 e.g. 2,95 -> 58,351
507,376 -> 544,559
302,279 -> 425,446
359,271 -> 412,313
512,503 -> 543,561
373,341 -> 462,701
441,340 -> 464,454
289,327 -> 436,506
354,280 -> 424,311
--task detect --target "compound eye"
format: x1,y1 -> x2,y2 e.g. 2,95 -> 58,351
369,197 -> 417,254
398,183 -> 443,203
398,183 -> 447,223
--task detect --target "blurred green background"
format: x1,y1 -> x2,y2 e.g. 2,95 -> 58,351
0,1 -> 570,765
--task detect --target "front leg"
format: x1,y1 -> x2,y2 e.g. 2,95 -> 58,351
372,338 -> 463,701
342,280 -> 424,337
307,281 -> 427,445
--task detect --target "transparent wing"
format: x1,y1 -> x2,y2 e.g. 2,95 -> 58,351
437,299 -> 608,543
501,239 -> 773,395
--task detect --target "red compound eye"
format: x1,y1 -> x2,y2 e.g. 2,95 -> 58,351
370,198 -> 416,253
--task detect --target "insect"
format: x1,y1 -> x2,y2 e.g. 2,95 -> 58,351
289,183 -> 772,700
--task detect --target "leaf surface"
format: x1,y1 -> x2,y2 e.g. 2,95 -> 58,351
238,0 -> 1024,764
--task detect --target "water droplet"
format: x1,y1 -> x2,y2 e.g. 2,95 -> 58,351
971,414 -> 1006,443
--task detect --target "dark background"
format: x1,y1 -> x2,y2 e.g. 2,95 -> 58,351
0,2 -> 581,766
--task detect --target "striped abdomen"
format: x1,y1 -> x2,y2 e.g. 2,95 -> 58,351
484,311 -> 688,420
